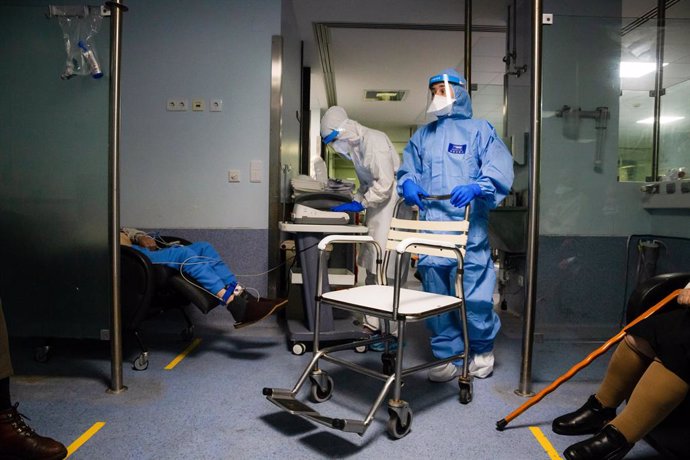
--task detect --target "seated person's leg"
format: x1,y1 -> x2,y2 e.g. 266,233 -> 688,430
562,360 -> 688,460
553,335 -> 652,436
136,245 -> 228,298
0,300 -> 67,459
185,242 -> 239,291
137,241 -> 287,328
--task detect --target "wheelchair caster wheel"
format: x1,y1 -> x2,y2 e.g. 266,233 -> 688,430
291,342 -> 307,355
133,353 -> 149,371
309,374 -> 334,403
459,379 -> 473,404
181,326 -> 194,341
382,353 -> 396,375
387,407 -> 413,439
34,345 -> 50,363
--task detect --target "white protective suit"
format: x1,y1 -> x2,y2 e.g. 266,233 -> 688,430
320,107 -> 400,276
321,106 -> 401,332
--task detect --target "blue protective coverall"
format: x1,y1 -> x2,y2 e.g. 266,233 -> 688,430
397,69 -> 514,361
122,228 -> 238,296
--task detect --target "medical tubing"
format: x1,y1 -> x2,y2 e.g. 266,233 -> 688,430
156,241 -> 320,302
496,289 -> 681,431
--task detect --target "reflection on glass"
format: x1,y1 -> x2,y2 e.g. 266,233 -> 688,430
618,17 -> 690,182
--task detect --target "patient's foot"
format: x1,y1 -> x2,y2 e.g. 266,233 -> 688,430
233,297 -> 287,329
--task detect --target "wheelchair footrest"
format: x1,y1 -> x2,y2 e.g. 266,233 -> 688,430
263,388 -> 367,435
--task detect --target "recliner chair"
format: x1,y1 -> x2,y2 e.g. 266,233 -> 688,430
120,236 -> 221,370
626,272 -> 690,460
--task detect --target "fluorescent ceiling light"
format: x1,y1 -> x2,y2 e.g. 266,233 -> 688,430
364,90 -> 407,102
636,116 -> 685,124
620,61 -> 668,78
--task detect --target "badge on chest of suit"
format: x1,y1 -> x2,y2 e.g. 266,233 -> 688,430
447,143 -> 467,155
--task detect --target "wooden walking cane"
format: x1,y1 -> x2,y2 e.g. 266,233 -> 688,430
495,289 -> 682,431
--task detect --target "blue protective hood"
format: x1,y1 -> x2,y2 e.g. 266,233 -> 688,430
429,67 -> 472,120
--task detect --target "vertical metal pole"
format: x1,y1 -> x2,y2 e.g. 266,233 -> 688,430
107,1 -> 128,394
268,36 -> 283,298
464,0 -> 472,95
651,0 -> 666,181
503,5 -> 511,138
516,0 -> 542,397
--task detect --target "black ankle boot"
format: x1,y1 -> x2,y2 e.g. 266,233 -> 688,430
564,424 -> 634,460
0,403 -> 67,460
552,395 -> 617,436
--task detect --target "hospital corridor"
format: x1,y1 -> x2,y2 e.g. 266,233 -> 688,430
1,1 -> 689,459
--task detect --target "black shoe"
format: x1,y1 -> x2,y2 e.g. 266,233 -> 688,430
0,403 -> 68,460
552,395 -> 617,436
233,297 -> 287,329
564,424 -> 634,460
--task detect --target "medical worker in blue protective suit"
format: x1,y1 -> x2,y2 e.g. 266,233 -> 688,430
320,106 -> 401,338
397,68 -> 514,382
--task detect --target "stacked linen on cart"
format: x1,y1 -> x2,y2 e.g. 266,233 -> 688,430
326,178 -> 355,193
291,175 -> 325,193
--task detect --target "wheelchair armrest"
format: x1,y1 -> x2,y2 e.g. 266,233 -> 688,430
318,234 -> 375,250
121,246 -> 157,328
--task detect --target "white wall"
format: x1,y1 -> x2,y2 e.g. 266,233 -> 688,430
120,0 -> 282,229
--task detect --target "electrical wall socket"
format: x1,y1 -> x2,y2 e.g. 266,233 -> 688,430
210,99 -> 223,112
228,170 -> 240,182
166,99 -> 189,112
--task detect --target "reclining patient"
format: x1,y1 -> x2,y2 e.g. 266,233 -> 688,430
120,228 -> 286,329
552,283 -> 690,460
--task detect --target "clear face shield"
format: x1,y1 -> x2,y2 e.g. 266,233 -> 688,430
322,128 -> 352,161
426,73 -> 458,118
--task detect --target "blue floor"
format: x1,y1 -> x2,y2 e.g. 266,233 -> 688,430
9,304 -> 665,459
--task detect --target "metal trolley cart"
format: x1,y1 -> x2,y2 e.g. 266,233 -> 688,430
264,200 -> 472,439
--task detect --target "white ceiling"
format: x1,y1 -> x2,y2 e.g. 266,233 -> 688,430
291,0 -> 690,133
291,0 -> 510,130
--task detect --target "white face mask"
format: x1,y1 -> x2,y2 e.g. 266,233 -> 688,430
331,139 -> 352,161
426,94 -> 455,117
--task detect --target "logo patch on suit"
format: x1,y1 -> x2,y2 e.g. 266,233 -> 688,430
447,143 -> 467,155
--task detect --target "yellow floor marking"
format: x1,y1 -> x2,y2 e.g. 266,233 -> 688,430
65,421 -> 105,458
529,426 -> 563,460
164,337 -> 202,370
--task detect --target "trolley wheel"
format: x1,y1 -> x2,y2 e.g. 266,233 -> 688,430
387,408 -> 413,439
133,353 -> 149,371
354,345 -> 367,353
459,380 -> 473,404
309,375 -> 334,403
291,342 -> 307,355
381,353 -> 396,375
34,345 -> 50,363
181,325 -> 194,341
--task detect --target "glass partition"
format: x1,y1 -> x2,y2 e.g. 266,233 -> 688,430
535,6 -> 690,354
618,15 -> 690,181
0,1 -> 111,339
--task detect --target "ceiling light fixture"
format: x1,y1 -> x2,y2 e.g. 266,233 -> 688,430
635,116 -> 685,124
620,61 -> 668,78
364,90 -> 407,102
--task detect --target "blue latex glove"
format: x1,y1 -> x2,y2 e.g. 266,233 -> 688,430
402,180 -> 429,210
331,201 -> 365,212
450,183 -> 482,208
